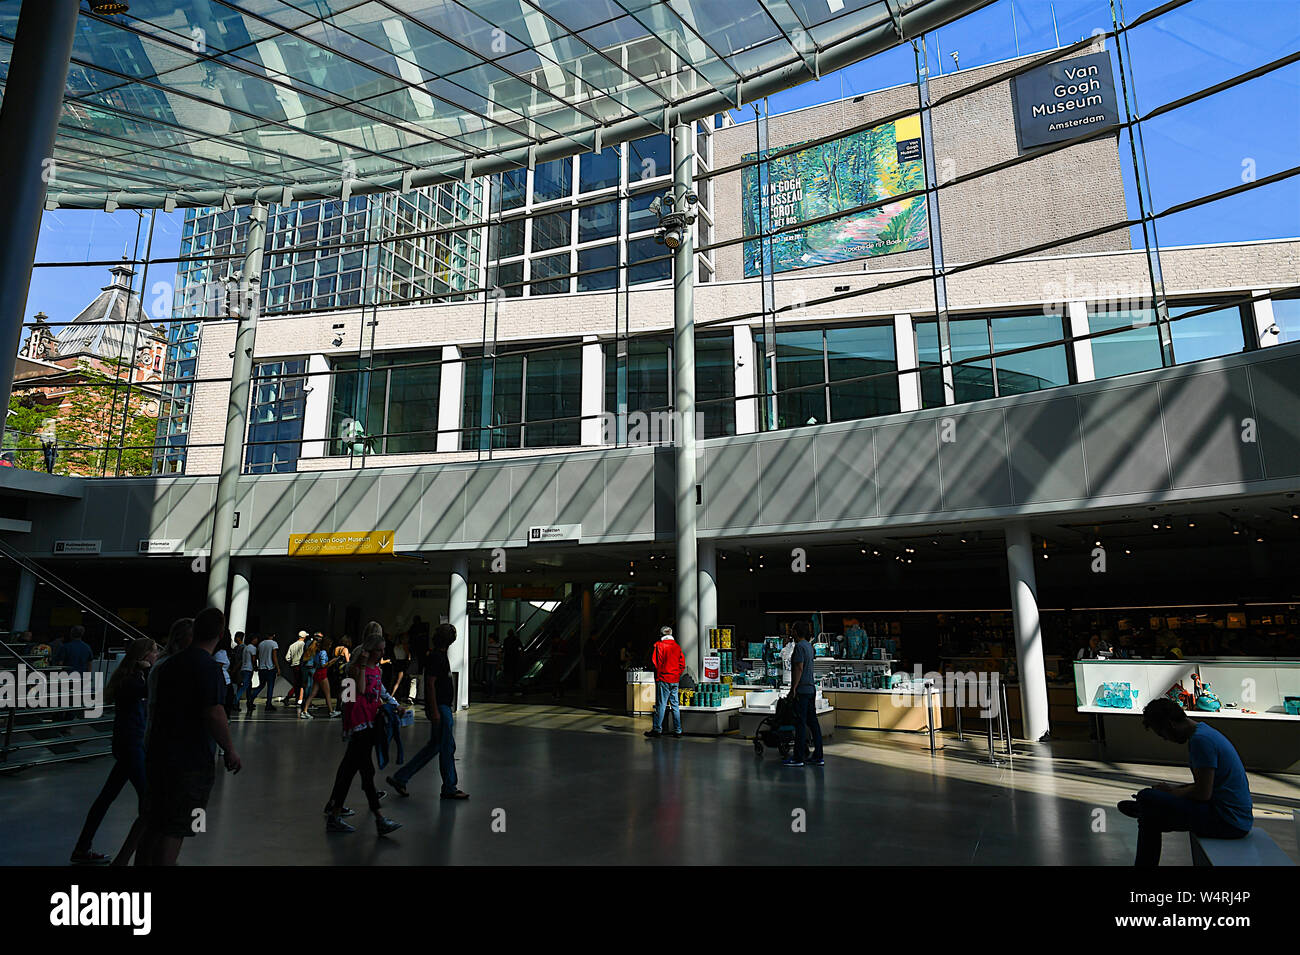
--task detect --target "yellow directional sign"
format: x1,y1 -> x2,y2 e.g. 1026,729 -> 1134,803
287,530 -> 395,557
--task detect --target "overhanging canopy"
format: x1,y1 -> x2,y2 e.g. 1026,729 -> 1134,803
0,0 -> 988,210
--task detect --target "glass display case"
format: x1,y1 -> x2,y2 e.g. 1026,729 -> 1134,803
1073,658 -> 1300,721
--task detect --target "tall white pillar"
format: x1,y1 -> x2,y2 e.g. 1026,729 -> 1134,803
13,567 -> 36,633
437,345 -> 464,452
581,334 -> 605,445
228,560 -> 251,637
449,555 -> 470,709
300,354 -> 330,459
732,325 -> 759,434
1252,291 -> 1278,348
1005,523 -> 1050,742
1067,301 -> 1096,382
698,539 -> 717,675
893,313 -> 921,412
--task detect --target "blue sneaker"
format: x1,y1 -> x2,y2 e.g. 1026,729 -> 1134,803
781,757 -> 804,767
807,756 -> 825,766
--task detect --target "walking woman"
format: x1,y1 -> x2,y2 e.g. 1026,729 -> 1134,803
389,631 -> 410,702
323,625 -> 402,835
299,636 -> 339,719
70,636 -> 159,865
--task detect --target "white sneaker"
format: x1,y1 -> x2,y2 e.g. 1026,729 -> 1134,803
298,710 -> 313,720
330,710 -> 341,718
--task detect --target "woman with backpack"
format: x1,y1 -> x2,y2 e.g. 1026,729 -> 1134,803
70,636 -> 159,865
299,636 -> 339,719
323,625 -> 402,835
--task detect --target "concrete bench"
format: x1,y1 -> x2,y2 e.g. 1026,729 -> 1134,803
1190,829 -> 1296,866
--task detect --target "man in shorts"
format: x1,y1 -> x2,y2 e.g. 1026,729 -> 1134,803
138,606 -> 241,865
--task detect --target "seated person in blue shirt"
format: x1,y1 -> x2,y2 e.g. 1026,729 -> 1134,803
1118,697 -> 1252,866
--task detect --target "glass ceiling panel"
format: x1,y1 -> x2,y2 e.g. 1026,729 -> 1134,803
5,0 -> 975,207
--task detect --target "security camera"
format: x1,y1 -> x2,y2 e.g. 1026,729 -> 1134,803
685,190 -> 698,205
332,336 -> 344,347
648,196 -> 663,217
663,227 -> 684,250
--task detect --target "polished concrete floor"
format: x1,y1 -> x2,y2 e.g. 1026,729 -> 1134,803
3,703 -> 1298,866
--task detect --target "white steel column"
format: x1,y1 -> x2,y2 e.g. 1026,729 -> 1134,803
436,345 -> 463,452
1005,523 -> 1050,742
698,539 -> 717,668
300,354 -> 330,459
1252,291 -> 1278,348
1067,301 -> 1096,382
581,334 -> 605,445
672,123 -> 700,678
449,555 -> 470,709
732,325 -> 758,434
228,560 -> 251,637
893,313 -> 921,412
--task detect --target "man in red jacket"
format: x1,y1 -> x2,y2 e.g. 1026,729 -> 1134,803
646,626 -> 685,739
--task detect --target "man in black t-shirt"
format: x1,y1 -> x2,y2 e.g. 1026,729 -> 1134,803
138,607 -> 241,866
386,623 -> 467,800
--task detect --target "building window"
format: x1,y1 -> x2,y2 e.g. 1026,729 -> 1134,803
603,332 -> 736,440
532,159 -> 572,204
495,169 -> 527,212
329,352 -> 441,455
530,253 -> 571,296
628,135 -> 670,184
531,209 -> 571,252
1087,308 -> 1165,379
914,313 -> 1070,404
246,359 -> 307,473
577,244 -> 618,292
1168,301 -> 1250,363
1270,294 -> 1300,343
578,200 -> 619,244
627,236 -> 670,286
756,323 -> 898,430
461,344 -> 581,450
579,146 -> 621,193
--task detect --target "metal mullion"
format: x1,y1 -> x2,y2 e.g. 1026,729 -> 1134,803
444,0 -> 675,128
370,0 -> 609,144
609,0 -> 742,91
512,0 -> 677,115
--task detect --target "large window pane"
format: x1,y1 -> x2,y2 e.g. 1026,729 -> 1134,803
775,328 -> 825,428
530,253 -> 570,296
578,200 -> 619,244
826,324 -> 899,421
696,332 -> 735,438
577,244 -> 618,291
914,320 -> 945,410
489,260 -> 524,298
532,159 -> 572,203
531,210 -> 571,252
1088,309 -> 1165,379
579,146 -> 621,192
628,236 -> 670,285
493,217 -> 525,259
385,356 -> 441,453
462,352 -> 523,450
1169,303 -> 1248,363
524,345 -> 582,447
990,314 -> 1071,395
628,135 -> 670,183
628,192 -> 660,234
329,360 -> 381,456
949,317 -> 995,403
1271,295 -> 1300,343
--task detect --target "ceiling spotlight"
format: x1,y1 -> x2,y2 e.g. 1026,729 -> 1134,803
1291,509 -> 1298,520
1232,523 -> 1241,535
90,1 -> 130,13
1188,521 -> 1196,528
1152,522 -> 1160,530
1124,549 -> 1132,555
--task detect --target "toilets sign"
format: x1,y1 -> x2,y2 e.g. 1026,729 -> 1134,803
1011,51 -> 1120,150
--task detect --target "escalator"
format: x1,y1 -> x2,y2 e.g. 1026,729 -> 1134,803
0,539 -> 148,772
515,582 -> 635,691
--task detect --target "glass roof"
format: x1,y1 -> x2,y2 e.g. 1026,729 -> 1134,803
0,0 -> 983,209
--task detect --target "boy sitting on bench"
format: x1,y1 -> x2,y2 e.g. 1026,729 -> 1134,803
1117,697 -> 1252,866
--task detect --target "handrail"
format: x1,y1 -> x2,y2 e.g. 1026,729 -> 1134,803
0,538 -> 148,648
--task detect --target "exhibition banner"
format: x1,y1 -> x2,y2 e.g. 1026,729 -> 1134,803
742,115 -> 928,277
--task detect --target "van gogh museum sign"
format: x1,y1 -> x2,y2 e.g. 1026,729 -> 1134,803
741,115 -> 929,276
1011,50 -> 1121,150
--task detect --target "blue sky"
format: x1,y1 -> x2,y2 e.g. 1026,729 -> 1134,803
24,0 -> 1299,330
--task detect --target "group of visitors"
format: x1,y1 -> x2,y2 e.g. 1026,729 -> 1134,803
66,611 -> 471,862
70,609 -> 239,866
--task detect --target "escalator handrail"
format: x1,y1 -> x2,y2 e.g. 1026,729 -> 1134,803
0,538 -> 148,646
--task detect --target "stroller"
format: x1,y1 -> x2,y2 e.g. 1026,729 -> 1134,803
752,695 -> 814,758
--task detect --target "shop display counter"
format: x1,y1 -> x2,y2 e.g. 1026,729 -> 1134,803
822,686 -> 942,734
678,695 -> 743,735
625,670 -> 656,716
1073,658 -> 1300,773
736,690 -> 835,739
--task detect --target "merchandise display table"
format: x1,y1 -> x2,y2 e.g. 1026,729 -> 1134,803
678,696 -> 743,735
822,686 -> 943,733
